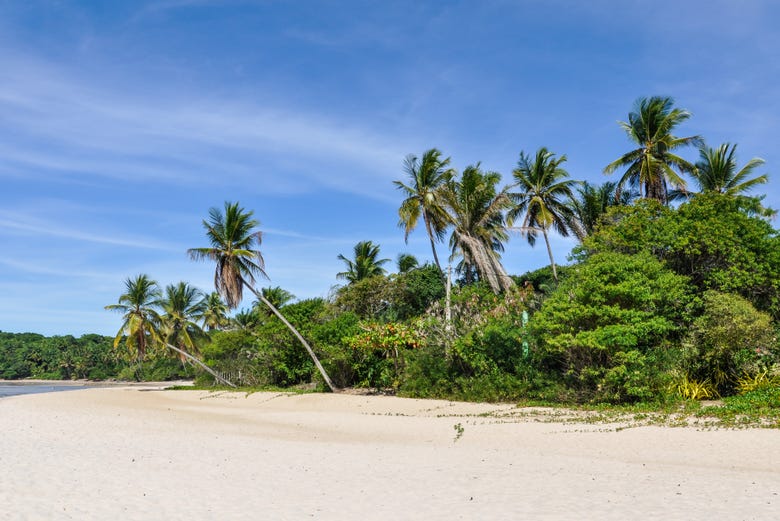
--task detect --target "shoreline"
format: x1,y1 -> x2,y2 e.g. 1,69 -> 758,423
1,387 -> 778,519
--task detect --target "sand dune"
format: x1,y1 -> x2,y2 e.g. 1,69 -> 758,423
1,388 -> 778,520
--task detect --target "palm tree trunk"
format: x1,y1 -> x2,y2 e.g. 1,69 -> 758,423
164,342 -> 236,388
543,229 -> 558,282
241,277 -> 338,393
422,211 -> 443,273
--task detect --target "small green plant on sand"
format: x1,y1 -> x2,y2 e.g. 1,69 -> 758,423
453,422 -> 464,442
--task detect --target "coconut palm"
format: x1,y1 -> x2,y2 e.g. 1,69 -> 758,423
394,149 -> 454,273
105,274 -> 162,362
396,253 -> 419,273
337,240 -> 390,283
691,143 -> 768,195
201,292 -> 229,331
508,148 -> 579,282
188,201 -> 337,392
232,308 -> 261,330
443,164 -> 514,293
160,282 -> 208,362
258,286 -> 295,310
571,180 -> 634,240
604,96 -> 702,204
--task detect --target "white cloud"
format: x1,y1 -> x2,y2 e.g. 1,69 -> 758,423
0,50 -> 411,199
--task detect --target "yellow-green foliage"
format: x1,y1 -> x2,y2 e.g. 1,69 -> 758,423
736,371 -> 780,394
672,375 -> 718,400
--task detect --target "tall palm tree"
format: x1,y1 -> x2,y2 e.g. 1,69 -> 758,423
160,282 -> 208,362
571,180 -> 634,240
105,274 -> 162,362
394,148 -> 454,273
443,164 -> 514,293
508,148 -> 579,281
396,253 -> 419,273
188,201 -> 337,392
337,240 -> 389,283
691,143 -> 768,195
201,292 -> 229,331
604,96 -> 702,204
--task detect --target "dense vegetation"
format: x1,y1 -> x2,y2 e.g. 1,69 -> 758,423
5,96 -> 780,416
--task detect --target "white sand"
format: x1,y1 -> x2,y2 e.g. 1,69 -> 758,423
1,388 -> 778,520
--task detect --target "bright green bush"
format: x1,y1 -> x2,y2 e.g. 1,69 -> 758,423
530,252 -> 692,402
582,194 -> 780,318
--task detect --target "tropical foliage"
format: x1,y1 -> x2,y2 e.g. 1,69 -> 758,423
11,93 -> 776,413
394,148 -> 454,272
105,274 -> 163,362
604,96 -> 702,203
337,241 -> 390,283
443,164 -> 514,293
691,143 -> 767,196
508,147 -> 579,280
188,201 -> 267,309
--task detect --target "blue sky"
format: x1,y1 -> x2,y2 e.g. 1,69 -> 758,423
1,0 -> 778,336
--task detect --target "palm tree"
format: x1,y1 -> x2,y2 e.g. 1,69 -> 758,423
337,240 -> 390,283
443,164 -> 514,293
257,286 -> 295,310
394,149 -> 454,273
604,96 -> 702,204
396,253 -> 419,273
105,274 -> 162,362
508,148 -> 579,282
201,292 -> 229,331
571,180 -> 634,240
160,282 -> 208,363
691,143 -> 768,195
188,201 -> 338,392
232,308 -> 261,330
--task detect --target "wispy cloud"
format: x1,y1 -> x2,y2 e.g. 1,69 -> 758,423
0,49 -> 411,199
0,213 -> 177,251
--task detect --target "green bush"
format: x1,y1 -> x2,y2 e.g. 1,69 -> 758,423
682,291 -> 778,395
581,194 -> 780,318
199,329 -> 267,386
310,311 -> 363,389
530,252 -> 692,402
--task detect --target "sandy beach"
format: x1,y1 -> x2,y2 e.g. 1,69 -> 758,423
1,387 -> 778,520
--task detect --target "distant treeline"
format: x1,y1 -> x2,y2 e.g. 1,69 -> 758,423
0,332 -> 194,381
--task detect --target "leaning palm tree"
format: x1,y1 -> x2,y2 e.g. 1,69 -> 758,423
508,148 -> 579,282
571,180 -> 635,240
604,96 -> 702,204
105,274 -> 162,362
442,164 -> 514,293
160,282 -> 208,363
394,149 -> 454,273
188,201 -> 337,392
337,240 -> 390,283
201,292 -> 229,331
691,143 -> 768,195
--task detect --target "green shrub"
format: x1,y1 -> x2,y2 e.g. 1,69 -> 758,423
581,194 -> 780,318
682,291 -> 778,395
530,252 -> 692,403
